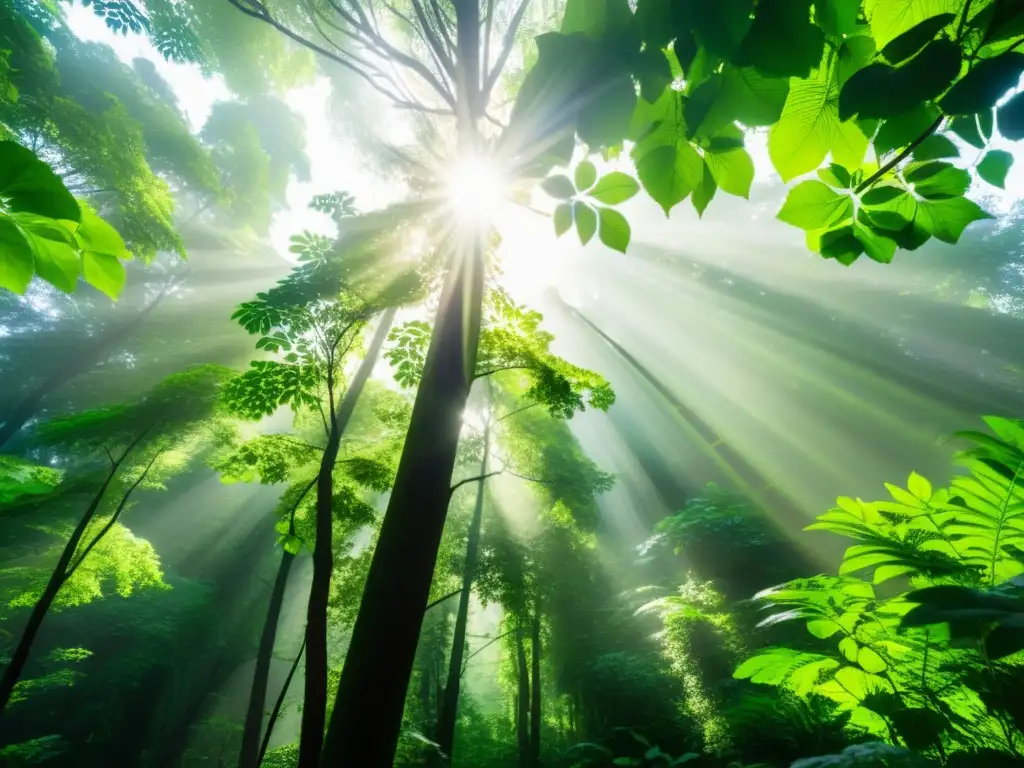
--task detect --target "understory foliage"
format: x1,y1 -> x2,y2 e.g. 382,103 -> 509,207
732,417 -> 1024,764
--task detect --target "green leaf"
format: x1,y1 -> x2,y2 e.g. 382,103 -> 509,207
553,202 -> 573,237
768,63 -> 838,182
0,217 -> 34,293
635,46 -> 673,103
717,65 -> 791,128
839,40 -> 961,120
998,91 -> 1024,140
634,142 -> 703,215
807,619 -> 842,638
706,147 -> 755,198
679,0 -> 754,59
916,197 -> 992,243
588,172 -> 640,204
940,52 -> 1024,115
908,162 -> 971,199
777,180 -> 854,231
857,646 -> 887,674
865,0 -> 962,49
691,160 -> 717,217
0,141 -> 81,221
832,119 -> 870,171
736,0 -> 825,79
541,175 -> 576,200
950,115 -> 986,148
874,104 -> 941,155
912,134 -> 960,161
578,75 -> 636,150
574,201 -> 597,245
75,205 -> 129,259
574,160 -> 597,192
597,206 -> 631,253
881,13 -> 956,63
818,0 -> 861,38
839,636 -> 860,662
82,251 -> 126,299
819,225 -> 864,264
977,149 -> 1014,189
861,185 -> 905,205
14,214 -> 81,293
855,221 -> 898,263
818,163 -> 852,188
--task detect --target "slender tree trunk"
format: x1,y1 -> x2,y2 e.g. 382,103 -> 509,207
257,637 -> 306,767
297,308 -> 395,767
0,285 -> 170,450
516,627 -> 530,767
436,420 -> 490,759
0,448 -> 132,712
322,239 -> 485,765
529,606 -> 541,768
238,550 -> 295,768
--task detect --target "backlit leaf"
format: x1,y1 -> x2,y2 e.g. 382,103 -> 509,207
553,203 -> 573,237
706,147 -> 755,198
916,197 -> 992,243
541,175 -> 576,200
574,160 -> 597,192
977,150 -> 1014,188
597,206 -> 631,253
777,181 -> 854,231
0,217 -> 34,293
574,201 -> 597,245
588,172 -> 640,204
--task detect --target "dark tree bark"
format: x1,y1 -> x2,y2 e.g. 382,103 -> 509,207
238,550 -> 295,768
529,606 -> 541,768
257,638 -> 306,767
436,420 -> 490,759
0,284 -> 171,450
322,240 -> 485,766
516,627 -> 530,767
297,308 -> 396,768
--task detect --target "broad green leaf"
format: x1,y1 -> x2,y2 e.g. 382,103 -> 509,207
679,0 -> 754,59
0,141 -> 81,222
818,0 -> 861,38
940,52 -> 1024,115
574,201 -> 597,245
857,646 -> 887,674
865,0 -> 963,49
0,217 -> 34,293
597,206 -> 630,253
881,13 -> 957,63
912,134 -> 959,161
19,220 -> 80,293
705,148 -> 755,198
818,163 -> 852,188
691,160 -> 717,217
553,203 -> 573,237
950,114 -> 986,147
777,180 -> 854,231
75,205 -> 129,259
855,222 -> 898,263
807,619 -> 842,638
839,636 -> 860,662
715,66 -> 790,128
977,150 -> 1013,188
819,225 -> 864,264
832,119 -> 869,170
861,185 -> 906,205
541,175 -> 576,200
82,251 -> 127,299
574,160 -> 597,192
736,0 -> 825,79
916,197 -> 992,243
839,40 -> 961,120
634,142 -> 703,215
578,75 -> 636,149
635,47 -> 673,103
874,104 -> 941,155
769,63 -> 838,182
588,172 -> 640,204
909,162 -> 970,199
907,471 -> 933,501
998,91 -> 1024,140
837,35 -> 877,89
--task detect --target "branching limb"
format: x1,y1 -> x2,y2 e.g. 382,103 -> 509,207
855,117 -> 943,194
461,629 -> 515,675
449,470 -> 503,497
481,0 -> 531,106
424,588 -> 462,611
496,402 -> 539,422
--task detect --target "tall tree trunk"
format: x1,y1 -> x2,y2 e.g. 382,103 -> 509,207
322,240 -> 485,765
0,284 -> 170,450
297,308 -> 396,768
436,419 -> 490,759
516,627 -> 530,767
529,606 -> 541,768
238,549 -> 295,768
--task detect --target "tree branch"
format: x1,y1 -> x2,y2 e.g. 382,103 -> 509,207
424,588 -> 462,612
496,402 -> 539,422
449,470 -> 502,497
461,629 -> 515,675
855,116 -> 943,194
481,0 -> 531,106
474,364 -> 531,380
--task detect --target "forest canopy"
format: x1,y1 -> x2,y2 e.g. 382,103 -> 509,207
1,1 -> 1024,768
